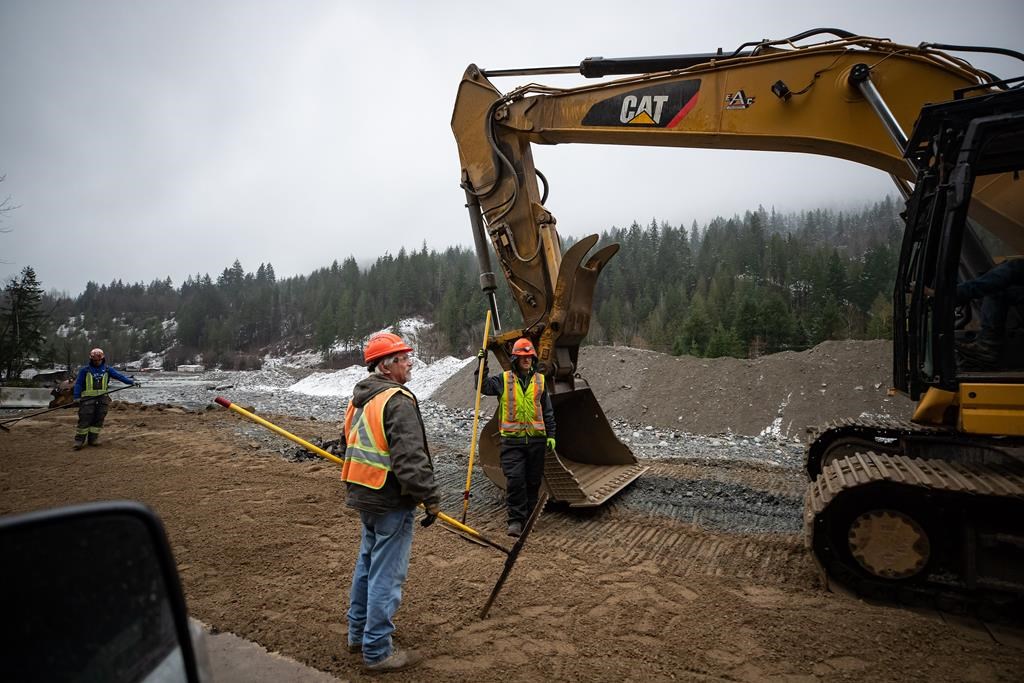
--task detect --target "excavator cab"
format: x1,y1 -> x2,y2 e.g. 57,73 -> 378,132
896,85 -> 1024,409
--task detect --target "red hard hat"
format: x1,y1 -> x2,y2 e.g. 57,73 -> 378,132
364,332 -> 413,364
511,337 -> 537,357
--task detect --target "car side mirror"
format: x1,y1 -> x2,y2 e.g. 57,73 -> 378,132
0,501 -> 203,682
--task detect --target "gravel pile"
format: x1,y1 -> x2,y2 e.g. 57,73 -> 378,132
114,339 -> 910,477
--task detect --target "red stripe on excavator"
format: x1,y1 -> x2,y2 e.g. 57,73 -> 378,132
668,91 -> 700,128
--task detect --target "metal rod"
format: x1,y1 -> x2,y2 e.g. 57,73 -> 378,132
849,64 -> 920,184
481,65 -> 580,77
850,64 -> 909,152
463,184 -> 502,331
480,492 -> 549,619
0,384 -> 139,431
482,50 -> 757,79
462,310 -> 492,524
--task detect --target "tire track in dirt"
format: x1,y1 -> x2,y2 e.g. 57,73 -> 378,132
429,449 -> 816,587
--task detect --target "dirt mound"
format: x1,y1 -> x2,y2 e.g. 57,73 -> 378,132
432,340 -> 912,440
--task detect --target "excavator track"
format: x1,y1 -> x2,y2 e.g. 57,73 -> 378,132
805,417 -> 1024,480
805,451 -> 1024,618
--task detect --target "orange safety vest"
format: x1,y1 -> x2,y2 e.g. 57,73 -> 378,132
499,370 -> 546,437
341,387 -> 413,489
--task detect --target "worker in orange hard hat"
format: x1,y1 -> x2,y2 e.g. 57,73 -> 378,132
71,347 -> 138,450
340,331 -> 439,673
474,337 -> 556,537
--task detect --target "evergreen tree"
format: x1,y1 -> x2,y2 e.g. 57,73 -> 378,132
0,266 -> 50,379
705,324 -> 743,358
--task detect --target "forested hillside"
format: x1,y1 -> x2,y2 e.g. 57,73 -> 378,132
1,198 -> 901,375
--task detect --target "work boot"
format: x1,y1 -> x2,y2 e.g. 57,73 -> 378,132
956,337 -> 1001,371
507,521 -> 523,538
363,648 -> 422,674
73,439 -> 86,451
87,435 -> 100,446
347,641 -> 362,654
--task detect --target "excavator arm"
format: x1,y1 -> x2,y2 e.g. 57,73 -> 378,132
451,31 -> 1023,507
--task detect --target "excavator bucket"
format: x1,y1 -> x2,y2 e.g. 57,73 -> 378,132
478,384 -> 647,507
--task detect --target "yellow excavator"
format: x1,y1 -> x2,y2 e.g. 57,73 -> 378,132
451,29 -> 1024,614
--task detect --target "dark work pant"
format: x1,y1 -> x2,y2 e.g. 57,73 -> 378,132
76,395 -> 111,443
958,260 -> 1024,337
499,440 -> 546,525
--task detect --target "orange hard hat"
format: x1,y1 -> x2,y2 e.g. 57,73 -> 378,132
511,338 -> 537,357
364,332 -> 413,365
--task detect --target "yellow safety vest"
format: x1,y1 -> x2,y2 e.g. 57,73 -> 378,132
341,387 -> 413,490
498,370 -> 546,437
82,371 -> 109,397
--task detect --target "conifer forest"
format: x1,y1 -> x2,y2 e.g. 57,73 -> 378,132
1,198 -> 902,374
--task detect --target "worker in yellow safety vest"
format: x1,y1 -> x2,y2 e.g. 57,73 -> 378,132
475,337 -> 556,537
341,331 -> 439,674
71,348 -> 138,450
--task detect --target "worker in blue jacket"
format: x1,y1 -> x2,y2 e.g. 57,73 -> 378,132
72,348 -> 137,450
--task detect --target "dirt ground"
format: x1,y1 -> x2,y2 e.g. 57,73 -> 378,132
2,398 -> 1022,682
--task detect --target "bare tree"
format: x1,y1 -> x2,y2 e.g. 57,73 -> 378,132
0,175 -> 17,233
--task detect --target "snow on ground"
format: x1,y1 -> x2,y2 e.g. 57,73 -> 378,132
286,365 -> 367,398
758,391 -> 792,440
405,356 -> 474,399
328,317 -> 433,357
287,355 -> 474,400
263,350 -> 324,370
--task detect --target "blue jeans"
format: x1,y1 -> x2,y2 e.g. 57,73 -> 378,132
347,508 -> 414,664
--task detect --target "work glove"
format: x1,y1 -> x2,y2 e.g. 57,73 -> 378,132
546,437 -> 556,452
476,349 -> 487,360
421,502 -> 441,528
474,349 -> 488,378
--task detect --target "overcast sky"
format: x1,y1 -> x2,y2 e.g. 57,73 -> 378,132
1,1 -> 1021,295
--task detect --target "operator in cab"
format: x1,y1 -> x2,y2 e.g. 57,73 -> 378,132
475,337 -> 556,537
956,257 -> 1024,370
72,347 -> 137,450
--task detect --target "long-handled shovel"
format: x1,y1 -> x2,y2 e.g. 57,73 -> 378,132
0,384 -> 139,432
461,309 -> 492,523
214,395 -> 544,616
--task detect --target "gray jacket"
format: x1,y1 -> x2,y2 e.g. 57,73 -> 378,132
343,373 -> 440,514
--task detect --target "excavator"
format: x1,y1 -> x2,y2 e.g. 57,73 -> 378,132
451,29 -> 1024,614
